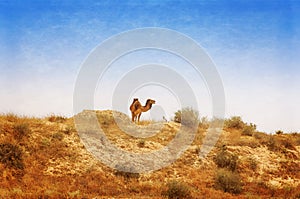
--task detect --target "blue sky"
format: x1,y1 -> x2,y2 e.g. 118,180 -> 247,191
0,0 -> 300,133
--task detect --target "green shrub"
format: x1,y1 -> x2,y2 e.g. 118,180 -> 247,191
224,116 -> 245,130
265,135 -> 279,151
13,123 -> 30,139
0,143 -> 24,169
173,107 -> 199,127
162,180 -> 191,199
52,132 -> 64,141
215,169 -> 242,194
214,149 -> 238,171
241,123 -> 256,136
47,115 -> 67,123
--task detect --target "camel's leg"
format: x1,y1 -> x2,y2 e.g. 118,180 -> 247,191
131,112 -> 135,122
137,113 -> 142,123
134,115 -> 137,122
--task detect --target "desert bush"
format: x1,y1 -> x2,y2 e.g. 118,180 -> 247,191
3,113 -> 19,122
253,131 -> 267,140
259,134 -> 279,151
162,180 -> 191,199
280,139 -> 295,150
97,112 -> 115,127
13,123 -> 30,139
0,143 -> 24,169
173,107 -> 199,127
198,116 -> 209,129
114,170 -> 140,181
137,139 -> 145,147
241,123 -> 256,136
52,132 -> 64,141
62,126 -> 74,135
215,169 -> 242,194
265,135 -> 278,151
276,130 -> 284,135
47,115 -> 67,123
224,116 -> 245,130
235,138 -> 260,148
214,149 -> 238,171
209,117 -> 225,128
246,157 -> 258,171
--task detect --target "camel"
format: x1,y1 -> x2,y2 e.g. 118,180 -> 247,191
129,98 -> 141,122
130,99 -> 155,123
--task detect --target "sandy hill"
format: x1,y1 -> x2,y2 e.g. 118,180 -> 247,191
0,110 -> 299,198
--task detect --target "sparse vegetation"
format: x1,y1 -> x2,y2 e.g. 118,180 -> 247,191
162,180 -> 191,199
0,143 -> 24,169
13,123 -> 30,139
51,132 -> 64,141
137,139 -> 145,147
276,130 -> 284,135
214,148 -> 239,172
0,111 -> 299,198
224,116 -> 245,130
241,123 -> 256,136
215,169 -> 242,194
173,107 -> 199,127
47,114 -> 67,123
243,157 -> 258,171
199,116 -> 209,129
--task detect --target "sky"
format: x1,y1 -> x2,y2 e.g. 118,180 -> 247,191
0,0 -> 300,133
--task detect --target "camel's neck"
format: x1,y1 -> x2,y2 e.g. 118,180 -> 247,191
141,103 -> 152,112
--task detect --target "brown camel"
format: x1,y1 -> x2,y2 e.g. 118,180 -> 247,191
132,99 -> 155,123
129,98 -> 142,122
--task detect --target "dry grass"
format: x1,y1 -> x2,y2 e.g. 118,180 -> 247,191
0,112 -> 299,198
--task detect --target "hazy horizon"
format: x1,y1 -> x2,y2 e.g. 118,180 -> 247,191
1,1 -> 300,133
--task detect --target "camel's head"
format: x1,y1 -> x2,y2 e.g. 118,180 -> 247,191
133,98 -> 139,102
146,99 -> 156,105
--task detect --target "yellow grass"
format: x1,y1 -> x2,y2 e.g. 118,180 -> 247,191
0,111 -> 299,198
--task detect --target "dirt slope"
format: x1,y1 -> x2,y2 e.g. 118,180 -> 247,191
0,110 -> 299,198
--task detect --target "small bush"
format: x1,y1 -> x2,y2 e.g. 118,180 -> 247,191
263,135 -> 280,151
241,123 -> 256,136
253,131 -> 266,140
214,149 -> 238,171
173,107 -> 199,127
13,123 -> 30,139
0,143 -> 24,169
280,139 -> 295,150
137,139 -> 145,148
52,132 -> 64,141
47,115 -> 67,123
114,170 -> 140,181
199,116 -> 209,129
162,180 -> 191,199
62,126 -> 75,135
209,117 -> 224,128
224,116 -> 245,130
276,130 -> 284,135
215,169 -> 242,194
246,157 -> 258,171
